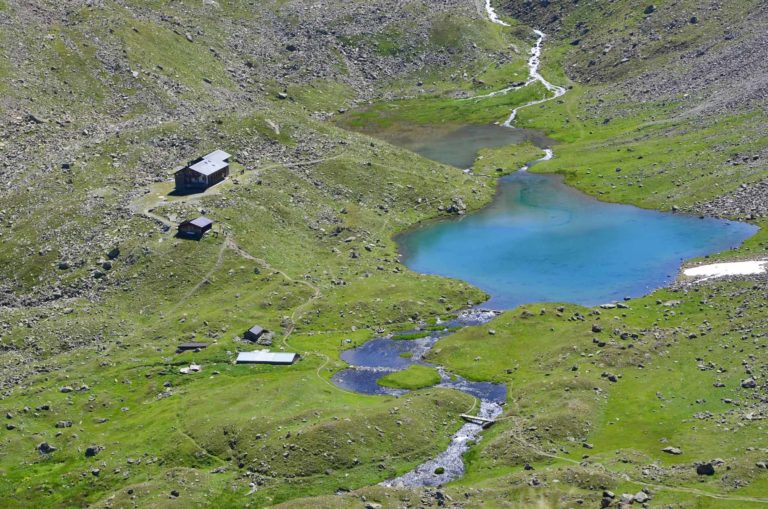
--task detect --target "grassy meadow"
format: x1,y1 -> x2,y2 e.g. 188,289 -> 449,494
0,0 -> 766,508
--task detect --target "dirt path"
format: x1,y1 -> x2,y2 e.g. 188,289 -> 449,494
129,152 -> 334,340
223,236 -> 322,347
131,154 -> 345,226
170,237 -> 229,312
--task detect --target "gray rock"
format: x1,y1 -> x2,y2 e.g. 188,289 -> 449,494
741,378 -> 757,388
634,491 -> 650,503
85,445 -> 102,457
662,446 -> 682,455
38,442 -> 56,454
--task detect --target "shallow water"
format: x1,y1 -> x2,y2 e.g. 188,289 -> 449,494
331,312 -> 506,486
331,311 -> 506,403
376,123 -> 553,169
398,167 -> 758,309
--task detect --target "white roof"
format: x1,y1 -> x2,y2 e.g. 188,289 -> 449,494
189,216 -> 213,228
204,150 -> 231,162
236,351 -> 297,364
188,158 -> 227,176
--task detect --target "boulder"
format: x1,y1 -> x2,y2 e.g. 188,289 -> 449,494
85,445 -> 102,457
38,442 -> 56,454
741,378 -> 757,388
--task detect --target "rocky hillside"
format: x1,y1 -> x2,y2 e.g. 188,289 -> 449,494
0,2 -> 515,506
0,0 -> 766,507
487,0 -> 767,226
501,0 -> 768,115
0,0 -> 509,303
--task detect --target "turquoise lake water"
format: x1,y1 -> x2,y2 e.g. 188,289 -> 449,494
395,125 -> 759,309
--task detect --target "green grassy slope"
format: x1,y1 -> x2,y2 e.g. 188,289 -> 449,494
0,0 -> 767,507
276,1 -> 768,508
0,2 -> 509,506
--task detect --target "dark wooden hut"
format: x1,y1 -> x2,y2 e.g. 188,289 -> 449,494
176,342 -> 209,353
244,325 -> 265,341
178,217 -> 213,239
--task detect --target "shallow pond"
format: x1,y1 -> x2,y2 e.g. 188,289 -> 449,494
331,311 -> 506,487
396,126 -> 759,309
332,311 -> 507,403
371,123 -> 553,169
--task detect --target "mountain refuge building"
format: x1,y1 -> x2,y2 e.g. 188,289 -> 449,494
174,150 -> 231,192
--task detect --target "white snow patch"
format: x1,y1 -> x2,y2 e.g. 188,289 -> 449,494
684,260 -> 767,280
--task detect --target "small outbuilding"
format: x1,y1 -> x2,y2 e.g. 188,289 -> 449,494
176,342 -> 209,353
236,351 -> 299,365
174,150 -> 232,193
244,325 -> 265,342
178,216 -> 213,239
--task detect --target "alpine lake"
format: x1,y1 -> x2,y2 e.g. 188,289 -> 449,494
392,123 -> 758,309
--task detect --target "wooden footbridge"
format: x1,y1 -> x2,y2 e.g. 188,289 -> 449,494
460,414 -> 496,428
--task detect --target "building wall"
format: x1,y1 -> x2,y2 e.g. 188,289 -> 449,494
208,166 -> 229,186
175,166 -> 229,191
175,168 -> 207,190
178,224 -> 203,236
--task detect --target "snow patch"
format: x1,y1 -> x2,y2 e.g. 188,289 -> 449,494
684,260 -> 767,280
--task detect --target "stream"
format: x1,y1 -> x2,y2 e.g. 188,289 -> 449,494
332,310 -> 505,488
333,4 -> 570,488
333,0 -> 757,489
